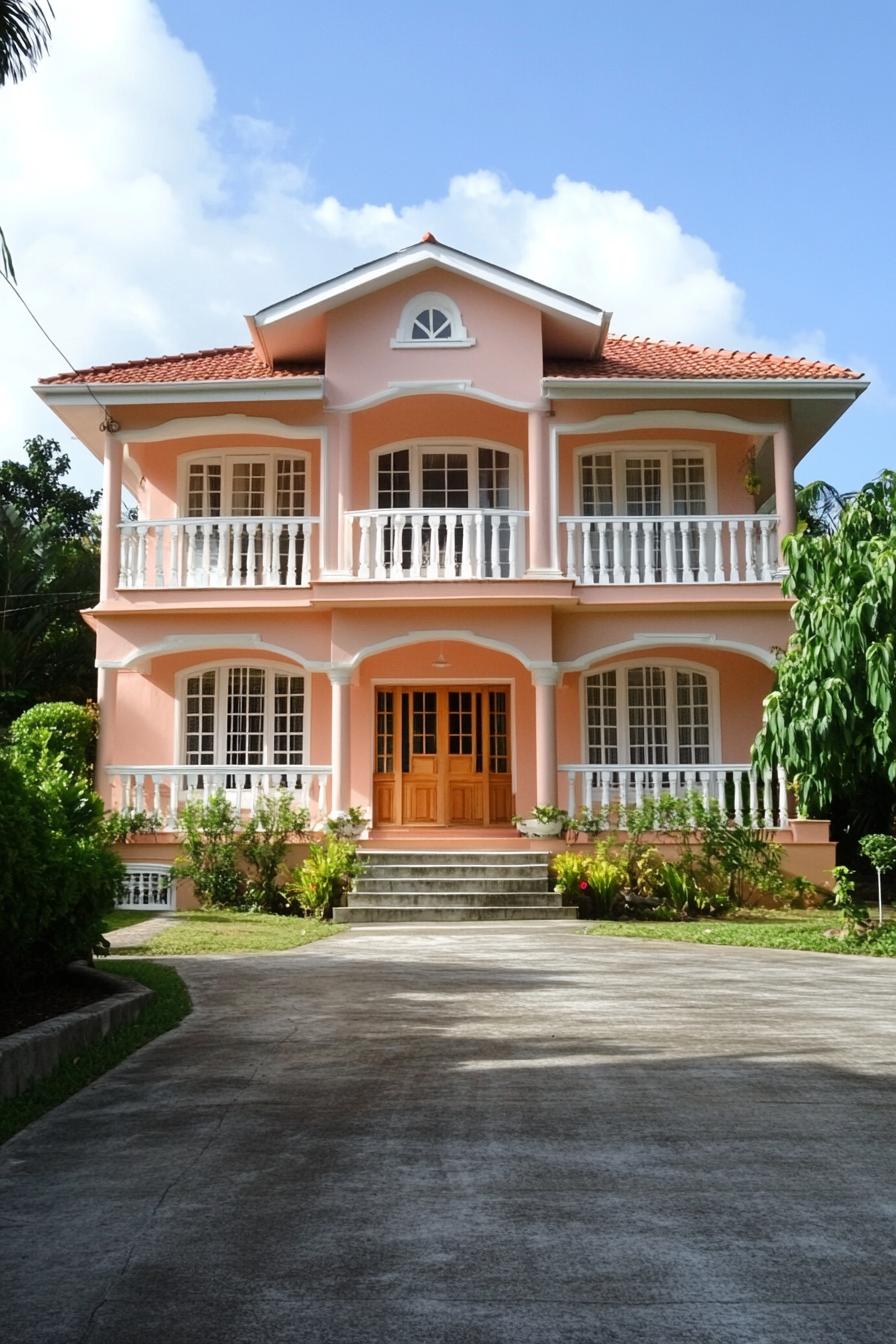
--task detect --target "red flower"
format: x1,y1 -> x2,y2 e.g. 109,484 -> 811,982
579,880 -> 589,890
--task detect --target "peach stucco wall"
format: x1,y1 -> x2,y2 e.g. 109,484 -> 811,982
324,267 -> 544,406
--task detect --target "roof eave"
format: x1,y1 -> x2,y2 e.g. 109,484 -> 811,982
33,376 -> 325,407
542,376 -> 869,400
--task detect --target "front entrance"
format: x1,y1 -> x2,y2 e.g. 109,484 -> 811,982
373,685 -> 513,827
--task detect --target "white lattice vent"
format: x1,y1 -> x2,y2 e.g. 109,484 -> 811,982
119,865 -> 175,910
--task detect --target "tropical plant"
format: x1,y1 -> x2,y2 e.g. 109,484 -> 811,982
0,438 -> 101,724
173,792 -> 245,909
286,838 -> 360,919
858,833 -> 896,927
0,2 -> 54,280
102,809 -> 164,844
239,792 -> 310,912
832,865 -> 870,936
7,699 -> 97,777
324,805 -> 368,838
753,471 -> 896,836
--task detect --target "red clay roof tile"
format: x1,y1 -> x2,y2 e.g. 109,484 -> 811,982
38,336 -> 862,388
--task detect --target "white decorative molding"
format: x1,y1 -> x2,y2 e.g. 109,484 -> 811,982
559,635 -> 776,672
330,382 -> 545,414
391,291 -> 474,347
102,633 -> 330,673
347,627 -> 535,670
122,415 -> 325,445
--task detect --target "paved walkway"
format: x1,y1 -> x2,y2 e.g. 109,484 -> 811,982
3,925 -> 896,1343
104,913 -> 177,948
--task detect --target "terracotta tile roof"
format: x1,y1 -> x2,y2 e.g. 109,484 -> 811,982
38,346 -> 323,386
39,335 -> 863,388
546,336 -> 863,381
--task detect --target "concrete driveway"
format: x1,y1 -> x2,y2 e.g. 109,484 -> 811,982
3,926 -> 896,1344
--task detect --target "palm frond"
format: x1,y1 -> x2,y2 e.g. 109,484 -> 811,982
0,1 -> 54,87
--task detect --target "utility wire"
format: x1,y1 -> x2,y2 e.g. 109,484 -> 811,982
1,270 -> 108,418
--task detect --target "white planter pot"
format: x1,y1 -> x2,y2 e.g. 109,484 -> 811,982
517,819 -> 564,838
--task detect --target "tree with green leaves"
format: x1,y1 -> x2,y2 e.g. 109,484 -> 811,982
0,436 -> 100,725
1,2 -> 54,281
754,470 -> 896,837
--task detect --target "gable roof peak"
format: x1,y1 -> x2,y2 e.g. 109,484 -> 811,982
420,230 -> 438,243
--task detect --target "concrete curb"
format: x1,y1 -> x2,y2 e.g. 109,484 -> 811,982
0,963 -> 154,1100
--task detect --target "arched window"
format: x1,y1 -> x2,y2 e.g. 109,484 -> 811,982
181,664 -> 305,769
392,292 -> 473,348
584,663 -> 716,766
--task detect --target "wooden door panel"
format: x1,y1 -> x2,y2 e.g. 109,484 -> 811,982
403,779 -> 438,823
373,780 -> 395,824
489,779 -> 513,824
448,781 -> 484,823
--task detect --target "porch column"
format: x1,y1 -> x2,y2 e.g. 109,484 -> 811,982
99,431 -> 123,601
329,667 -> 353,813
95,666 -> 118,807
772,424 -> 796,563
527,409 -> 560,576
322,411 -> 352,578
532,666 -> 560,807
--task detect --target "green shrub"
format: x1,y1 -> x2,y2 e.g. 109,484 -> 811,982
173,792 -> 245,909
832,865 -> 870,935
286,838 -> 360,919
0,748 -> 122,980
102,810 -> 164,844
239,792 -> 310,913
8,701 -> 97,779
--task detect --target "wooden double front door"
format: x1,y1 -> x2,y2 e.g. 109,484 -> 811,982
373,685 -> 513,827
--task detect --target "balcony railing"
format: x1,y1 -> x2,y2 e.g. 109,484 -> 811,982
560,763 -> 790,830
107,765 -> 332,829
559,515 -> 779,585
345,508 -> 527,580
118,517 -> 319,589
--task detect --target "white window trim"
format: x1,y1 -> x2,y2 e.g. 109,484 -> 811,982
369,438 -> 523,511
175,661 -> 309,767
391,291 -> 475,348
175,448 -> 311,518
574,442 -> 717,515
580,658 -> 722,764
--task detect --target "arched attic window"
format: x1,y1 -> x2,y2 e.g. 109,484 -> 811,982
391,292 -> 475,348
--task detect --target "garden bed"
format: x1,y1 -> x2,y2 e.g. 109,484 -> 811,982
587,907 -> 896,955
0,971 -> 111,1039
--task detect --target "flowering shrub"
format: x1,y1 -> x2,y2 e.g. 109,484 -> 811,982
286,838 -> 361,919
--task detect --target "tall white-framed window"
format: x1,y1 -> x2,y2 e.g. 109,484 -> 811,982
178,451 -> 309,585
391,292 -> 474,348
180,663 -> 306,770
577,444 -> 713,516
372,439 -> 519,577
584,662 -> 718,766
179,450 -> 308,520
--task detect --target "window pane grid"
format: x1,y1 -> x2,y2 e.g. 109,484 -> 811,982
276,458 -> 306,516
586,671 -> 619,765
580,454 -> 614,516
627,666 -> 668,764
672,457 -> 707,515
625,458 -> 662,516
185,671 -> 216,765
411,691 -> 437,755
675,671 -> 710,765
226,667 -> 265,766
272,674 -> 304,765
187,463 -> 221,518
488,691 -> 508,773
375,691 -> 394,773
448,691 -> 474,756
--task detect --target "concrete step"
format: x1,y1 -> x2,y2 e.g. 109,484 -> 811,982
354,875 -> 553,896
333,905 -> 578,924
357,863 -> 550,883
361,850 -> 551,868
346,889 -> 566,908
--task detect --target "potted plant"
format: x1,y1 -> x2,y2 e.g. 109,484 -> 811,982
513,804 -> 570,838
325,805 -> 369,840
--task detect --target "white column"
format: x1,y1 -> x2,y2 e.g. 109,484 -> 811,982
329,667 -> 353,813
532,666 -> 560,807
322,411 -> 352,577
99,431 -> 123,601
95,665 -> 118,807
527,409 -> 560,576
773,424 -> 796,561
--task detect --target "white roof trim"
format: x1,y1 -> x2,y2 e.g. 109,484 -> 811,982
251,240 -> 611,336
543,377 -> 869,400
34,377 -> 324,407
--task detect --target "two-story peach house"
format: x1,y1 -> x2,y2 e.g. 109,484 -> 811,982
36,236 -> 865,907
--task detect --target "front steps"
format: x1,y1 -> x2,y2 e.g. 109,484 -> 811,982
333,851 -> 578,923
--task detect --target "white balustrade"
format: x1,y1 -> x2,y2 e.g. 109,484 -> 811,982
560,763 -> 790,830
117,517 -> 319,589
559,515 -> 779,585
107,766 -> 332,830
345,509 -> 527,580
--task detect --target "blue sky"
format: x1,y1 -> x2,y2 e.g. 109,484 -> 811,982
1,0 -> 893,492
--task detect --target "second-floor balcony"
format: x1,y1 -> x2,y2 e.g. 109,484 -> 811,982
344,507 -> 528,580
560,515 -> 780,585
118,516 -> 319,589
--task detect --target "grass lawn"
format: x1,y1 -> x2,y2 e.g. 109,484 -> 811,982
107,909 -> 345,956
0,961 -> 190,1145
587,907 -> 896,955
104,910 -> 157,931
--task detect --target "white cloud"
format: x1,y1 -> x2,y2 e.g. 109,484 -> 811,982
0,0 -> 776,491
